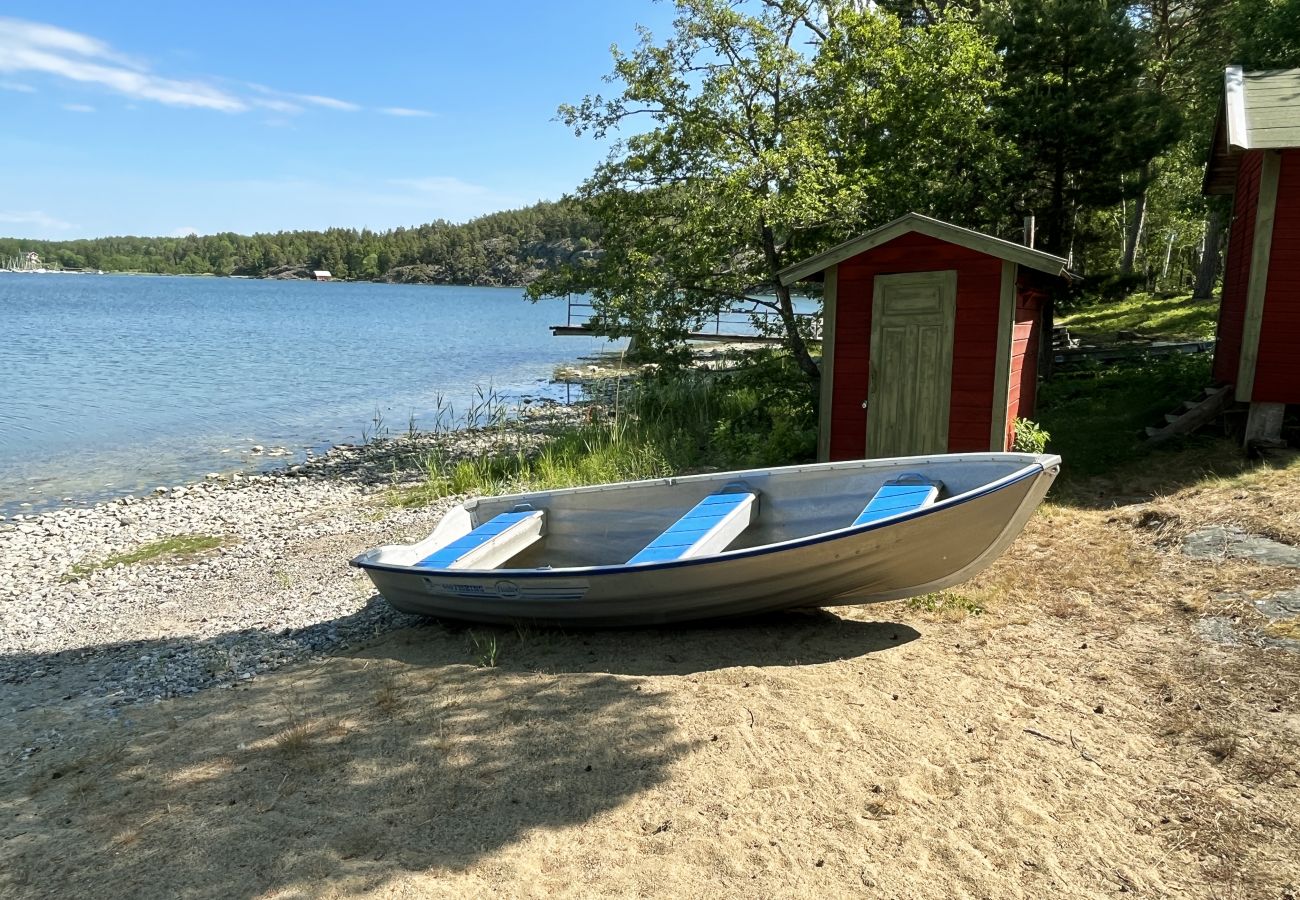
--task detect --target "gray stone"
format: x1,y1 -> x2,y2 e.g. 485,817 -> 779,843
1254,588 -> 1300,620
1195,616 -> 1242,646
1182,526 -> 1300,568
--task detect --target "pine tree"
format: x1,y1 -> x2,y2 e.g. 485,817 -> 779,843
992,0 -> 1180,259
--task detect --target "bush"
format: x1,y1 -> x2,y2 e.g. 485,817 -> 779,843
1012,418 -> 1051,454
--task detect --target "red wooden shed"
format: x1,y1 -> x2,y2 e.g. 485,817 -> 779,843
1205,66 -> 1300,444
778,213 -> 1069,461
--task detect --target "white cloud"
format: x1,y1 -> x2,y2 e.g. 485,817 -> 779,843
0,80 -> 35,92
245,83 -> 359,114
380,106 -> 434,118
0,210 -> 76,230
0,19 -> 366,116
250,97 -> 302,114
0,17 -> 246,111
170,226 -> 198,237
61,102 -> 94,112
295,93 -> 360,112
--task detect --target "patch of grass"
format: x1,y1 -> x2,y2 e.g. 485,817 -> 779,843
63,533 -> 227,582
468,630 -> 500,668
1059,291 -> 1218,343
372,674 -> 403,715
272,720 -> 318,756
1037,353 -> 1215,481
905,590 -> 988,621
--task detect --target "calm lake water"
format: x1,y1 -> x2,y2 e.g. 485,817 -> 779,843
0,274 -> 620,515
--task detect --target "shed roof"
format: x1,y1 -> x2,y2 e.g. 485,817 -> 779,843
1205,66 -> 1300,194
776,213 -> 1070,285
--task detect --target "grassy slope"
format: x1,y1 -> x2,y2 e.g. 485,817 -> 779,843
1041,291 -> 1227,482
1058,291 -> 1218,342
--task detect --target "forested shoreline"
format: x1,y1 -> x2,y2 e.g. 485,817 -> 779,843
0,199 -> 599,286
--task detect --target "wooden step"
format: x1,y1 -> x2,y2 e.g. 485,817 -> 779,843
1147,385 -> 1234,444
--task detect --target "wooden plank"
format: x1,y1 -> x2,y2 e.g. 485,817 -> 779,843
990,261 -> 1017,451
817,264 -> 838,462
1236,150 -> 1281,401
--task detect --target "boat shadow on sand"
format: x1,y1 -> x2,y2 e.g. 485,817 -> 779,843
0,605 -> 918,899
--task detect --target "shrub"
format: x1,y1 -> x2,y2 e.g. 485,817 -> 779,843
1012,418 -> 1051,454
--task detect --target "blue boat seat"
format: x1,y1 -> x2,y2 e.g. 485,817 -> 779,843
415,507 -> 545,570
853,474 -> 943,526
628,485 -> 758,565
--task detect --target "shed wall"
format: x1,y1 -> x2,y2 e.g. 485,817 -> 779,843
830,232 -> 1003,459
1252,149 -> 1300,403
1006,275 -> 1046,445
1214,151 -> 1263,384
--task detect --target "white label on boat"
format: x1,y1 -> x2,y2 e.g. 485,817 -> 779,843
421,577 -> 589,601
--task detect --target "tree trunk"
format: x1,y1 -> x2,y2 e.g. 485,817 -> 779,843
1193,207 -> 1224,299
1120,164 -> 1149,276
1038,294 -> 1055,380
759,219 -> 819,382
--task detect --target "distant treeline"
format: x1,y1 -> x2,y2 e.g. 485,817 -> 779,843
0,200 -> 600,285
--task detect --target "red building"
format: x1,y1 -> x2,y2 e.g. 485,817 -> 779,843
1205,66 -> 1300,444
779,214 -> 1069,461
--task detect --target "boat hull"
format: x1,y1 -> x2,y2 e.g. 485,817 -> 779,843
353,454 -> 1058,626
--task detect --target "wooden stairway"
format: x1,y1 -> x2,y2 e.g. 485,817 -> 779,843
1145,385 -> 1234,443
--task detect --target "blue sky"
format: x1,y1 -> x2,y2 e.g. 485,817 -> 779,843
0,1 -> 677,240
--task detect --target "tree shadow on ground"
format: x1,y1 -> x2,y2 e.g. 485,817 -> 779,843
0,607 -> 916,899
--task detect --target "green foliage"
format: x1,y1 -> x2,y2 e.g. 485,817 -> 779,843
696,351 -> 818,467
1037,353 -> 1213,478
533,0 -> 840,379
467,631 -> 501,668
991,0 -> 1181,256
816,7 -> 1012,233
1229,0 -> 1300,68
1012,418 -> 1051,454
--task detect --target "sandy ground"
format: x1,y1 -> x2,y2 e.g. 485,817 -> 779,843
2,448 -> 1298,899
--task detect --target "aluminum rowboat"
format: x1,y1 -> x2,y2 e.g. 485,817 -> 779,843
351,452 -> 1060,626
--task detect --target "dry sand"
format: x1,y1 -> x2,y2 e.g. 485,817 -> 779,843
2,448 -> 1298,899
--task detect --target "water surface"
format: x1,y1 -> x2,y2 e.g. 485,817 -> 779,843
0,274 -> 617,514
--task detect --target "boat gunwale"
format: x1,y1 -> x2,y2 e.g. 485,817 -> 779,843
351,454 -> 1059,580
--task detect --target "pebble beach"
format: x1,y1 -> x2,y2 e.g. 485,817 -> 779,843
0,407 -> 580,717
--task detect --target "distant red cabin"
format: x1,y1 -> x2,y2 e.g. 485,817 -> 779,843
779,214 -> 1069,461
1205,66 -> 1300,443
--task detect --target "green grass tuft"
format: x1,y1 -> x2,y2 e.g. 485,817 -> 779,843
64,534 -> 227,582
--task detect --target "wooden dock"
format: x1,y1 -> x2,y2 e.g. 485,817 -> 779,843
551,295 -> 818,344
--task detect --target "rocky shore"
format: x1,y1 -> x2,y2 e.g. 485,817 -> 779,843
0,407 -> 581,719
